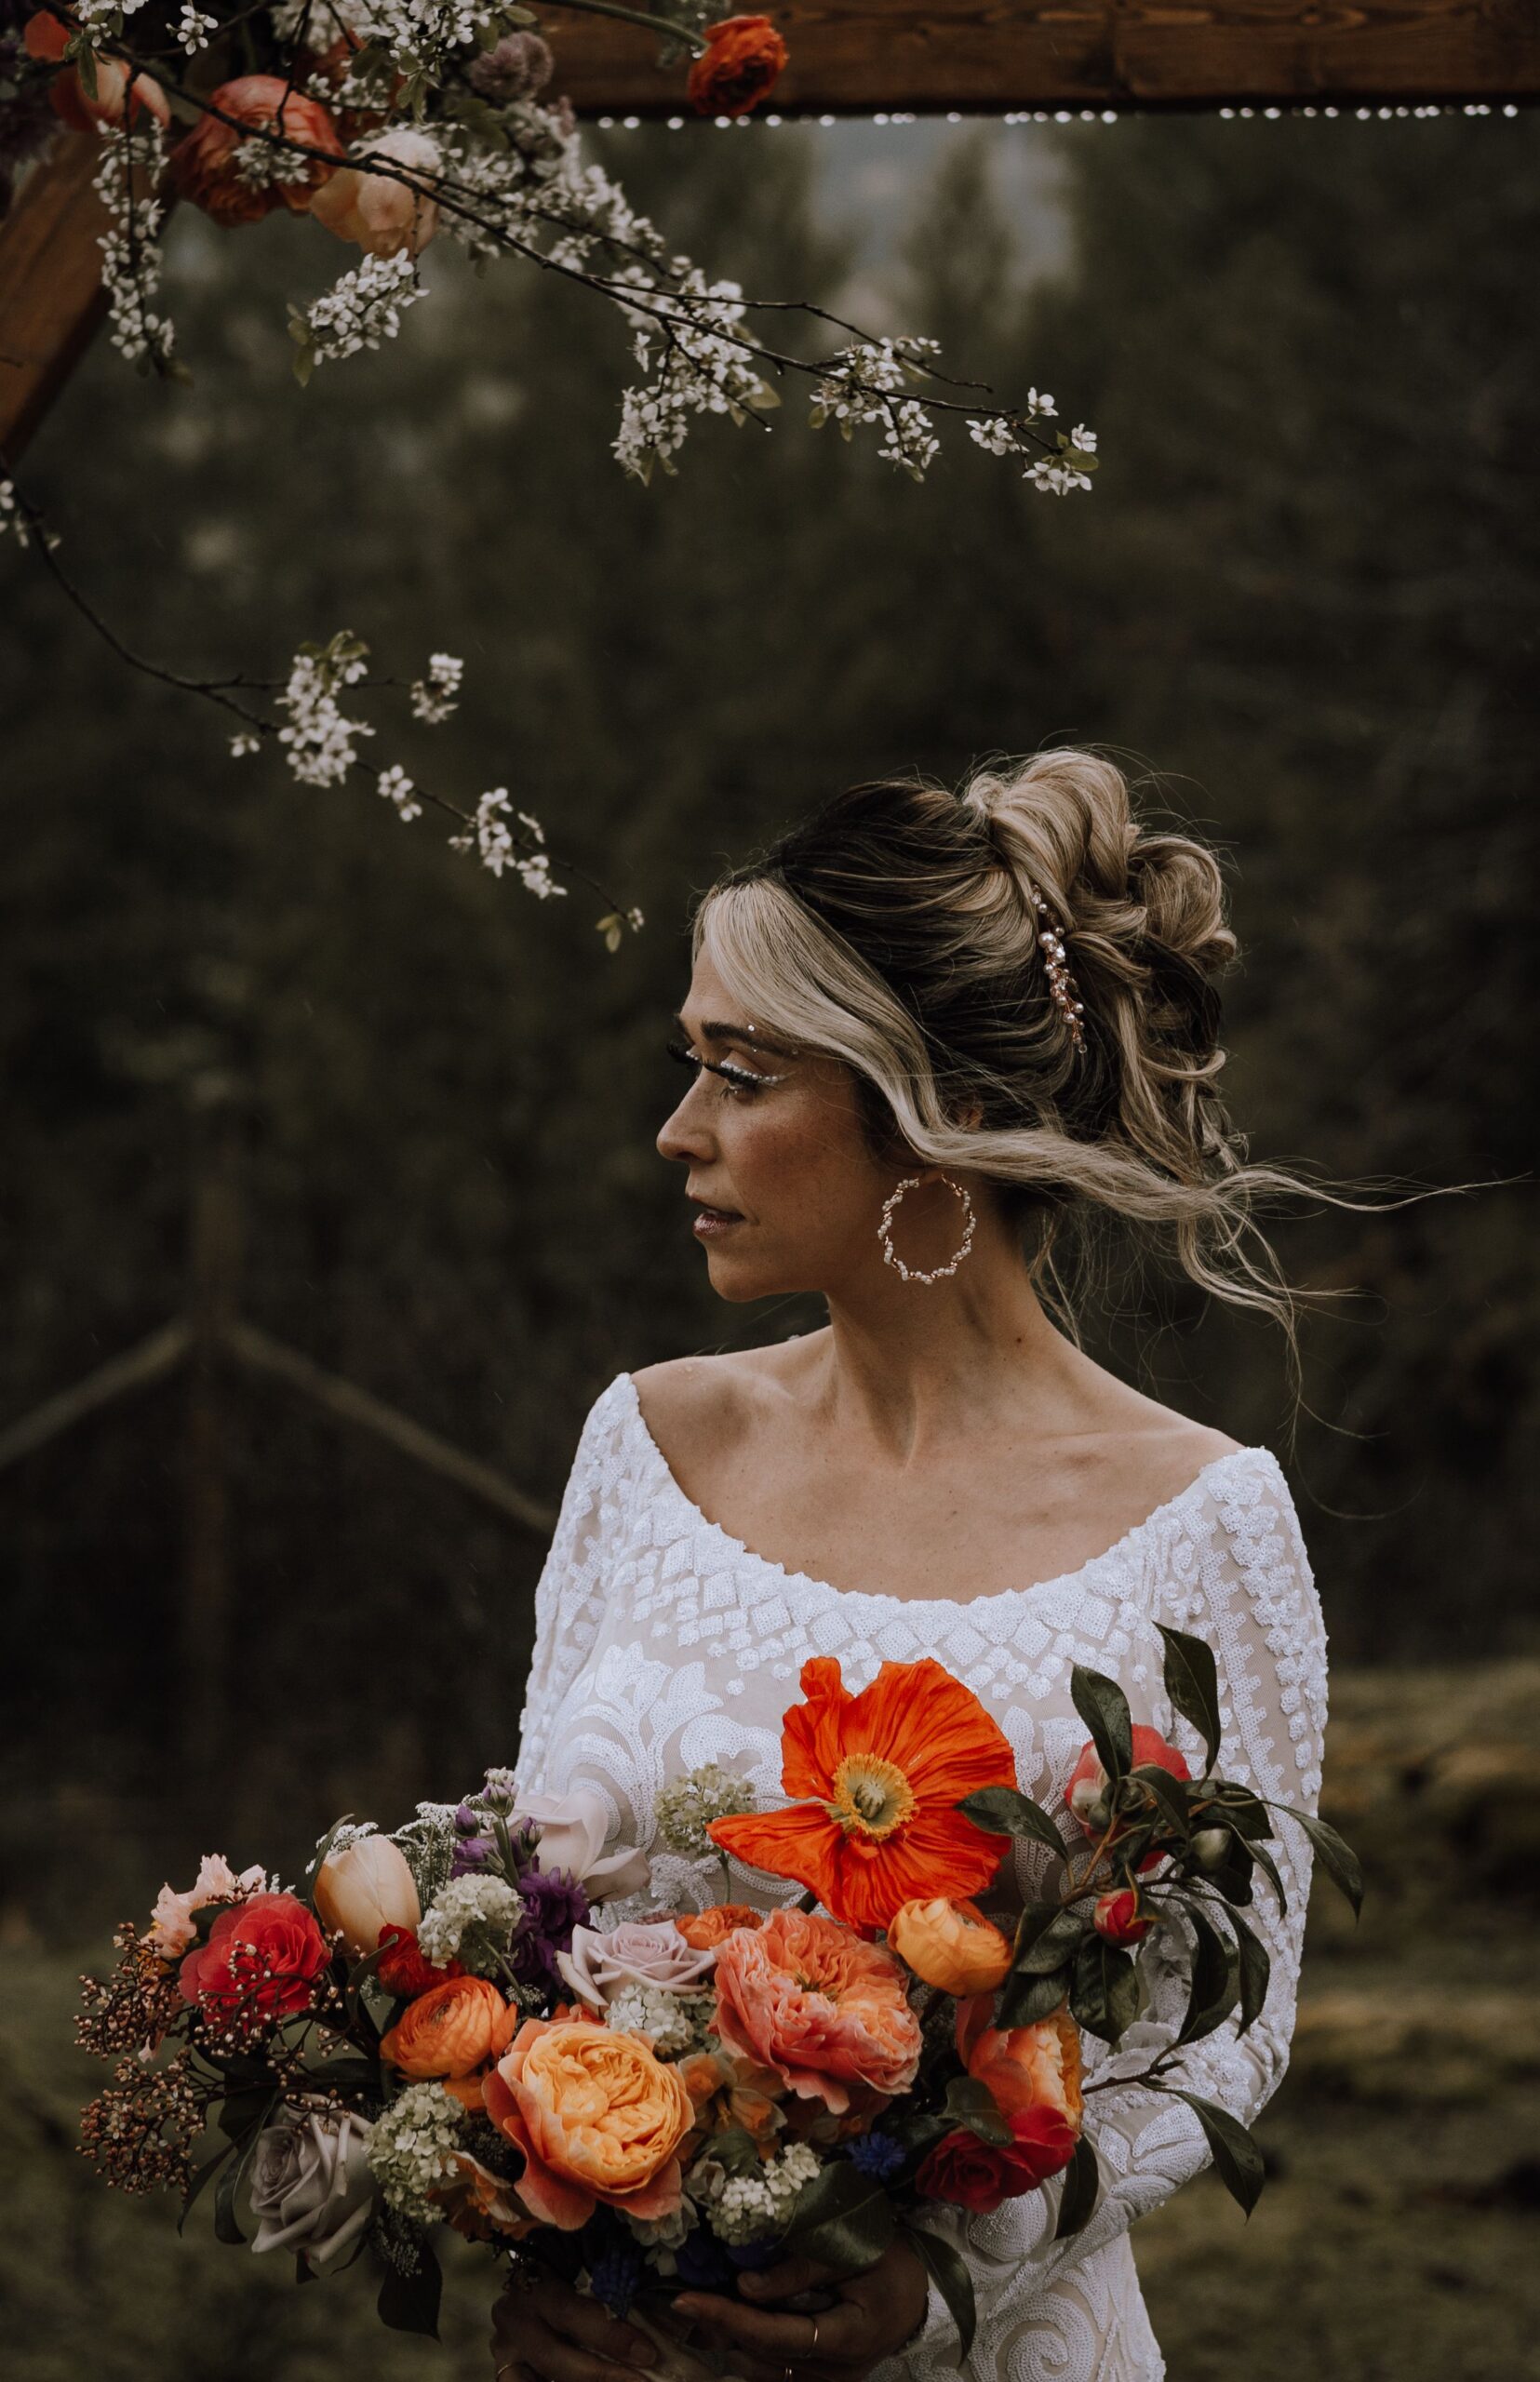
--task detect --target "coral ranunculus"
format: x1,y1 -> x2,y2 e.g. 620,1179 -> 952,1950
379,1974 -> 517,2103
23,13 -> 169,131
483,2017 -> 695,2228
957,1995 -> 1084,2134
675,1904 -> 764,1951
687,16 -> 788,118
712,1907 -> 921,2114
167,79 -> 343,228
916,2106 -> 1078,2211
889,1896 -> 1012,1995
708,1655 -> 1016,1933
177,1892 -> 330,2032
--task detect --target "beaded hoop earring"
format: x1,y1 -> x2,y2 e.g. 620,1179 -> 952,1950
878,1173 -> 977,1285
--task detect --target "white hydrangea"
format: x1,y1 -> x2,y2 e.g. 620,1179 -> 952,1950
417,1874 -> 524,1974
608,1985 -> 715,2058
367,2082 -> 464,2221
692,2141 -> 822,2247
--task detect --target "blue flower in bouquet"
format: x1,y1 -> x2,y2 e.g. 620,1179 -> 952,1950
848,2130 -> 905,2183
511,1867 -> 590,1982
588,2246 -> 647,2317
727,2237 -> 783,2271
675,2228 -> 737,2293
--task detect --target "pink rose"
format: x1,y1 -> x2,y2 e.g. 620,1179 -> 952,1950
309,127 -> 443,259
556,1921 -> 717,2009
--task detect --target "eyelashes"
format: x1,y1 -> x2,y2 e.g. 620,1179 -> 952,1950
666,1038 -> 780,1098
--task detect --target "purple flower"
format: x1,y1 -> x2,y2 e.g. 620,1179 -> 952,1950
511,1867 -> 590,1983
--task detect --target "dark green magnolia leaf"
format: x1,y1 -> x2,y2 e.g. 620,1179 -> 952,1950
1156,1624 -> 1222,1773
1169,2089 -> 1265,2215
1053,2133 -> 1101,2239
1202,1834 -> 1255,1907
958,1786 -> 1065,1855
1013,1907 -> 1087,1976
941,2076 -> 1011,2147
909,2224 -> 977,2361
1227,1907 -> 1272,2033
998,1963 -> 1073,2028
213,2144 -> 248,2246
785,2162 -> 897,2276
1070,1665 -> 1133,1782
378,2236 -> 443,2337
1132,1763 -> 1192,1840
1070,1935 -> 1141,2046
1289,1808 -> 1365,1918
177,2140 -> 234,2236
217,2086 -> 275,2142
1209,1783 -> 1271,1840
1244,1835 -> 1288,1911
313,2054 -> 382,2094
1178,1907 -> 1239,2046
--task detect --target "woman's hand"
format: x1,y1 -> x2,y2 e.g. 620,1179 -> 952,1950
490,2271 -> 658,2382
674,2237 -> 929,2381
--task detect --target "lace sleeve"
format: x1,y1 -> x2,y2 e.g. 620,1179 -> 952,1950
512,1374 -> 634,1799
904,1455 -> 1329,2379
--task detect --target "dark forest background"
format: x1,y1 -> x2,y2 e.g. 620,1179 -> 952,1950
1,109 -> 1537,2380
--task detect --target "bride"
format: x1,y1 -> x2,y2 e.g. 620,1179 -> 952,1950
490,752 -> 1328,2382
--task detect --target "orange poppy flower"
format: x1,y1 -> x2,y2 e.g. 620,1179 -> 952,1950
708,1656 -> 1016,1934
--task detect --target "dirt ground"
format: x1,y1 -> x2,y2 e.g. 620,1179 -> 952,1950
5,1665 -> 1537,2381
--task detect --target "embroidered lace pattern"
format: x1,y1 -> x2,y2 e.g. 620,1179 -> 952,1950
514,1373 -> 1329,2382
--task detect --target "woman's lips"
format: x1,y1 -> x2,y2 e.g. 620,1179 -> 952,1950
690,1201 -> 743,1239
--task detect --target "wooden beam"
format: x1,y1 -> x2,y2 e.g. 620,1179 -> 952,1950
0,130 -> 109,459
541,1 -> 1540,114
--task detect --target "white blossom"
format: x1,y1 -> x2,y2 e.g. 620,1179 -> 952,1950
294,252 -> 425,374
94,124 -> 175,371
448,789 -> 567,899
417,1873 -> 524,1973
0,481 -> 30,548
229,730 -> 261,757
366,2082 -> 463,2221
691,2140 -> 821,2246
275,634 -> 373,787
810,339 -> 942,480
409,651 -> 462,725
175,5 -> 219,51
377,763 -> 422,822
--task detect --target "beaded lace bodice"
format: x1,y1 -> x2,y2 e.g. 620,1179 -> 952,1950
513,1373 -> 1328,2382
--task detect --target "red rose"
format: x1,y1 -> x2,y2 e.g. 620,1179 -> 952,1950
917,2108 -> 1078,2213
1092,1889 -> 1152,1946
377,1922 -> 464,2001
167,77 -> 343,228
178,1891 -> 330,2032
1067,1725 -> 1191,1874
687,16 -> 788,119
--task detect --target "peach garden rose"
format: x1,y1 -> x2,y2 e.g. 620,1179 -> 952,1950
712,1907 -> 921,2114
483,2014 -> 695,2228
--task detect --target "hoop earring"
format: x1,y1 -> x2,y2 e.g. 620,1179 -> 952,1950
878,1174 -> 977,1285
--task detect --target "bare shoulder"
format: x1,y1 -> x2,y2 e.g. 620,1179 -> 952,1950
630,1338 -> 819,1466
1061,1358 -> 1245,1516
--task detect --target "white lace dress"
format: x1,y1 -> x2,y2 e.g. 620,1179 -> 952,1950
512,1373 -> 1329,2382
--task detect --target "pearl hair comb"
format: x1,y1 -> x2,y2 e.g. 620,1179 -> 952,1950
1029,889 -> 1087,1053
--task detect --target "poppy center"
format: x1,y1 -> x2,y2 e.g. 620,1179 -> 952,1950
826,1752 -> 917,1840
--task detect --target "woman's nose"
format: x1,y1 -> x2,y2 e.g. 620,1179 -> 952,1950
657,1088 -> 714,1166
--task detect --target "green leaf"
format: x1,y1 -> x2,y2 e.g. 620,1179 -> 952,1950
1168,2089 -> 1265,2215
177,2139 -> 234,2236
1177,1907 -> 1239,2045
1070,1934 -> 1141,2046
1227,1907 -> 1272,2034
377,2234 -> 442,2337
998,1963 -> 1073,2028
1288,1807 -> 1364,1919
1156,1625 -> 1222,1773
909,2225 -> 976,2361
1053,2133 -> 1100,2239
785,2161 -> 896,2277
1208,1783 -> 1271,1840
940,2076 -> 1010,2148
1070,1665 -> 1133,1781
1013,1906 -> 1087,1976
213,2141 -> 248,2245
707,2124 -> 761,2179
958,1786 -> 1065,1855
217,2085 -> 275,2141
1132,1762 -> 1192,1840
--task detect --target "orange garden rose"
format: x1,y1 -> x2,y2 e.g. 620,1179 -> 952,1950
24,12 -> 167,131
484,2016 -> 696,2228
379,1974 -> 517,2109
687,16 -> 788,118
712,1907 -> 921,2114
676,2046 -> 783,2148
889,1896 -> 1013,1995
709,1655 -> 1017,1933
675,1904 -> 764,1951
168,78 -> 344,228
957,1992 -> 1084,2134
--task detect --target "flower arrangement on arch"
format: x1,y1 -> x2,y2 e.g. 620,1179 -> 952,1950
76,1637 -> 1359,2351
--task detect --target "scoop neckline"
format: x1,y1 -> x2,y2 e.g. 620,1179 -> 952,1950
614,1370 -> 1269,1614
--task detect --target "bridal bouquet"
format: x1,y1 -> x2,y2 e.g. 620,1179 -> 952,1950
77,1630 -> 1359,2354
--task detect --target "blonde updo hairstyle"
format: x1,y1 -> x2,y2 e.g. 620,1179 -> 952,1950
695,751 -> 1307,1330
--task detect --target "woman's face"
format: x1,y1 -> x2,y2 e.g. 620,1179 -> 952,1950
656,948 -> 895,1303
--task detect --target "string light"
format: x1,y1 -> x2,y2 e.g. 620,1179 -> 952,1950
599,100 -> 1526,130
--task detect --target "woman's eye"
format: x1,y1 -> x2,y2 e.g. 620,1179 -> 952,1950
665,1039 -> 768,1099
